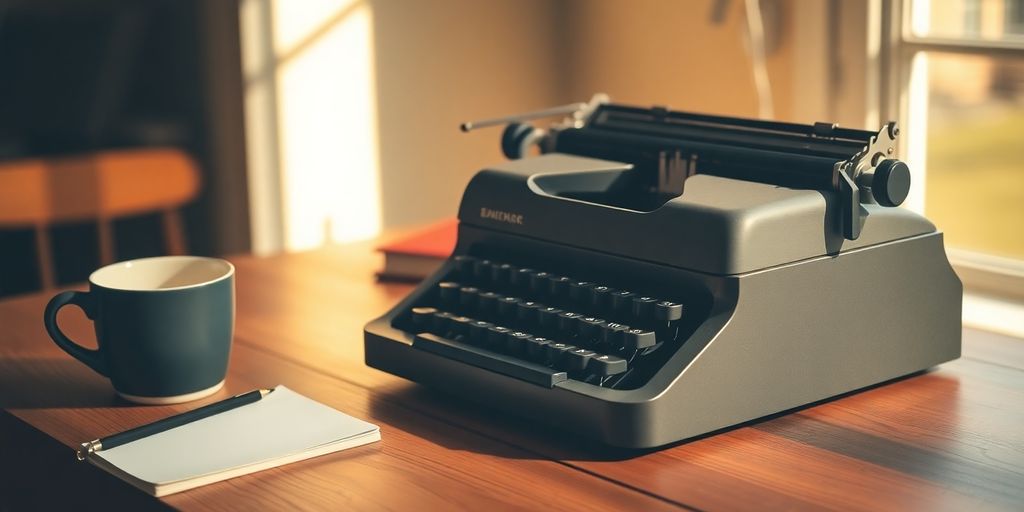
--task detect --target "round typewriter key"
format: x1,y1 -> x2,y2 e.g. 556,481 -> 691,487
505,331 -> 531,355
411,307 -> 438,329
568,281 -> 595,303
431,311 -> 455,335
438,281 -> 461,304
449,315 -> 473,337
467,320 -> 494,344
491,263 -> 514,286
545,342 -> 576,365
477,292 -> 501,317
589,286 -> 616,310
529,272 -> 551,295
654,301 -> 683,322
453,255 -> 476,277
577,317 -> 607,342
473,259 -> 494,282
497,296 -> 521,318
557,311 -> 583,333
526,336 -> 552,361
547,275 -> 572,299
510,268 -> 535,290
486,326 -> 512,350
609,291 -> 636,316
631,296 -> 658,321
537,307 -> 563,331
458,286 -> 480,310
601,322 -> 631,347
516,301 -> 543,325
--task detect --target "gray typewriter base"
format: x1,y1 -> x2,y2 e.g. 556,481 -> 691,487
364,232 -> 961,449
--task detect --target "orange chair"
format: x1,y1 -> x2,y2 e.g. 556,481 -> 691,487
0,148 -> 200,290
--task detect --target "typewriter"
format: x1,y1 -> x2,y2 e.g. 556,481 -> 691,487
364,96 -> 962,448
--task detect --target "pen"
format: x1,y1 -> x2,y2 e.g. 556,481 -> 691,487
77,388 -> 275,460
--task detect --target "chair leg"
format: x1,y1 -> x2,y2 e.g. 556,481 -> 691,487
98,219 -> 115,266
34,225 -> 56,290
163,210 -> 187,255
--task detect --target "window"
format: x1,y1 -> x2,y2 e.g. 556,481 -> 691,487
885,1 -> 1024,277
919,52 -> 1024,260
240,0 -> 381,254
901,0 -> 1024,261
882,0 -> 1024,336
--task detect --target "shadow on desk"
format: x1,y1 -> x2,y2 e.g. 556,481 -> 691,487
0,411 -> 170,511
0,358 -> 125,409
371,369 -> 946,463
372,385 -> 653,462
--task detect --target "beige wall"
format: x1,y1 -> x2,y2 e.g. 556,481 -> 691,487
561,0 -> 795,121
371,0 -> 824,229
245,0 -> 849,250
369,0 -> 566,228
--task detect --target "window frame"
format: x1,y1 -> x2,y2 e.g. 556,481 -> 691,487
877,0 -> 1024,303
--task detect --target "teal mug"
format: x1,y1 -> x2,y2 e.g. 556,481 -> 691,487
44,256 -> 235,404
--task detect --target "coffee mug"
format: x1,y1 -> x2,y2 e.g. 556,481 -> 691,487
44,256 -> 235,404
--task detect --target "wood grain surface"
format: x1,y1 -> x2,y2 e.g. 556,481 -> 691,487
2,236 -> 1023,511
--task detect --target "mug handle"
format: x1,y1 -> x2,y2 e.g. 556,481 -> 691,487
44,291 -> 107,376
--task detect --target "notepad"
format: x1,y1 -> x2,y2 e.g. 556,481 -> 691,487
87,386 -> 381,497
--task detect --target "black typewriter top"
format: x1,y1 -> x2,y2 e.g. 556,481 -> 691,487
551,103 -> 909,241
466,99 -> 914,242
456,100 -> 930,275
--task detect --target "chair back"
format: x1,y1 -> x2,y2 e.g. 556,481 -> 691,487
0,148 -> 200,289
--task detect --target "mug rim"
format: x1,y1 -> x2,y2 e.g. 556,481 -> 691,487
89,256 -> 235,292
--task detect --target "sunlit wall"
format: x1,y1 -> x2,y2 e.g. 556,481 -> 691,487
240,0 -> 565,255
241,0 -> 381,253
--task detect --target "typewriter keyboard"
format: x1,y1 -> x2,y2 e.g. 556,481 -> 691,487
400,255 -> 693,389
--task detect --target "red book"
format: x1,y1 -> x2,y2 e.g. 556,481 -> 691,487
376,219 -> 457,281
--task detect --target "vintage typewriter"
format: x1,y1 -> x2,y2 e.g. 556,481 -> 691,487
364,96 -> 962,448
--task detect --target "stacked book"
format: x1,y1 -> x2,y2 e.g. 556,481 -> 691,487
376,219 -> 456,281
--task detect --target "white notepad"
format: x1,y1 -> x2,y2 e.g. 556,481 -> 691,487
87,386 -> 381,497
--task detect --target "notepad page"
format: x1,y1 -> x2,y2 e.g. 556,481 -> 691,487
96,386 -> 379,485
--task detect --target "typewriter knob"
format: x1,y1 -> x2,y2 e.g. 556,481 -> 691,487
871,159 -> 911,207
501,123 -> 545,159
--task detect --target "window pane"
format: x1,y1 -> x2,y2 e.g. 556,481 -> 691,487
911,0 -> 1024,42
921,52 -> 1024,259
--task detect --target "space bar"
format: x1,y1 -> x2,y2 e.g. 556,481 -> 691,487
412,333 -> 568,388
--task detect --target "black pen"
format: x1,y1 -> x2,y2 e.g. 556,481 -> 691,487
77,388 -> 274,460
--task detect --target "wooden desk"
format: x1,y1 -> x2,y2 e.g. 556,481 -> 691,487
2,239 -> 1023,511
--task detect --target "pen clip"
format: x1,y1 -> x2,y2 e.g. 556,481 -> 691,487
77,440 -> 102,461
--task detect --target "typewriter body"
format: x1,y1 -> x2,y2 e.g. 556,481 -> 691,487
364,98 -> 962,448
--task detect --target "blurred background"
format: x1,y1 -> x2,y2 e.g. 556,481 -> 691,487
0,0 -> 1021,331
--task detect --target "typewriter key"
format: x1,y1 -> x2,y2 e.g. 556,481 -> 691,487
411,307 -> 438,329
